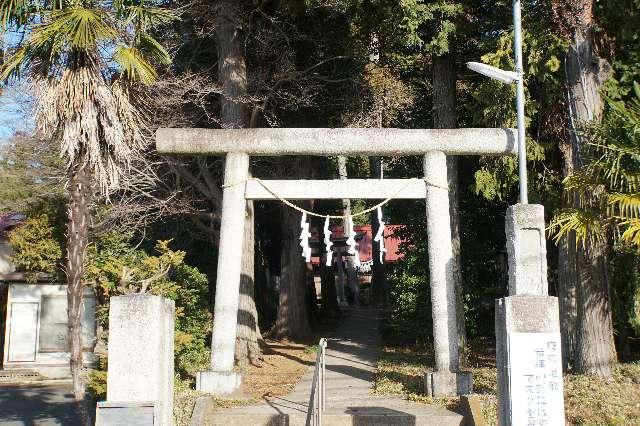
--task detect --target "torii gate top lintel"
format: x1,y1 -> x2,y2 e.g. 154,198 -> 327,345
156,127 -> 517,157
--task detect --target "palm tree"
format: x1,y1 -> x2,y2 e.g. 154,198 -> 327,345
0,0 -> 174,401
550,83 -> 640,248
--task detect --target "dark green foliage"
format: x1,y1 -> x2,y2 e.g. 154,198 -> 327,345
86,233 -> 212,380
387,252 -> 432,344
610,250 -> 640,346
7,198 -> 66,276
167,263 -> 212,377
0,133 -> 64,211
383,199 -> 431,344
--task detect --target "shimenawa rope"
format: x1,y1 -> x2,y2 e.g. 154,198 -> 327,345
223,177 -> 447,219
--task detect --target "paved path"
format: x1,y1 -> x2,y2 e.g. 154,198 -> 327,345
0,382 -> 83,426
201,306 -> 463,425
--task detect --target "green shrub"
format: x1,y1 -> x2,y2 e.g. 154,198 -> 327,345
86,233 -> 212,382
387,250 -> 432,345
7,198 -> 66,276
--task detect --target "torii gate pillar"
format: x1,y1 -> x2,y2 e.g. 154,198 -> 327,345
195,153 -> 249,395
423,151 -> 472,396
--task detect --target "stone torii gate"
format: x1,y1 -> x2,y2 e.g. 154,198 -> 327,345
156,127 -> 517,397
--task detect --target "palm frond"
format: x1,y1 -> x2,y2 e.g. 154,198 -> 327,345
562,170 -> 609,212
36,67 -> 146,195
619,219 -> 640,247
548,208 -> 605,248
0,46 -> 28,80
113,44 -> 157,84
30,7 -> 118,51
1,0 -> 29,27
119,5 -> 177,31
609,193 -> 640,220
138,32 -> 170,65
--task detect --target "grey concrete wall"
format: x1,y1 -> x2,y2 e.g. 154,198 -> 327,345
3,283 -> 96,378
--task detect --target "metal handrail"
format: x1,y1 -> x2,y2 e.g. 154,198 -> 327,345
305,338 -> 328,426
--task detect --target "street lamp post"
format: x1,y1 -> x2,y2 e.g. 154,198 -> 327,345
467,0 -> 529,204
512,0 -> 528,204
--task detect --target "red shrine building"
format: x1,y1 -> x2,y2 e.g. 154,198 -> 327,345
310,224 -> 405,268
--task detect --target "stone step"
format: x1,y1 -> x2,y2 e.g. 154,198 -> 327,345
202,397 -> 463,426
203,408 -> 463,426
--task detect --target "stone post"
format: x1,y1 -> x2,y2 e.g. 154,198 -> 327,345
496,204 -> 566,425
196,153 -> 249,395
423,151 -> 472,397
335,251 -> 348,306
504,204 -> 547,296
102,294 -> 175,426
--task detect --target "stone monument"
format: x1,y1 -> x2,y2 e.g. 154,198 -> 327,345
97,294 -> 175,426
496,204 -> 566,426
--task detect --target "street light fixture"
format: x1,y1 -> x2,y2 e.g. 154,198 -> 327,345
466,62 -> 519,85
467,0 -> 529,204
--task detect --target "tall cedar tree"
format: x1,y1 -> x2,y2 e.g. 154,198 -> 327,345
552,0 -> 617,376
214,0 -> 263,365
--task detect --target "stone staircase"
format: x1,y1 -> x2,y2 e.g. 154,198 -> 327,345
196,307 -> 463,425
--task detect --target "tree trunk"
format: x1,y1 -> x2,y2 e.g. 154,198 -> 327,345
66,157 -> 91,401
557,237 -> 578,371
215,1 -> 250,129
557,0 -> 617,376
215,0 -> 261,363
338,156 -> 358,304
369,156 -> 387,306
275,200 -> 312,340
320,251 -> 340,317
235,201 -> 263,365
574,242 -> 614,375
432,52 -> 467,367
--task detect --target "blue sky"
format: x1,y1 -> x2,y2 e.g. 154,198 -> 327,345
0,85 -> 35,143
0,96 -> 31,141
0,30 -> 34,143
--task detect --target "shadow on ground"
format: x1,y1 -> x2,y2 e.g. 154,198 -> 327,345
0,383 -> 85,426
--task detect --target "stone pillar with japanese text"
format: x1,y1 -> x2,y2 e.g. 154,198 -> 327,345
496,204 -> 566,426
